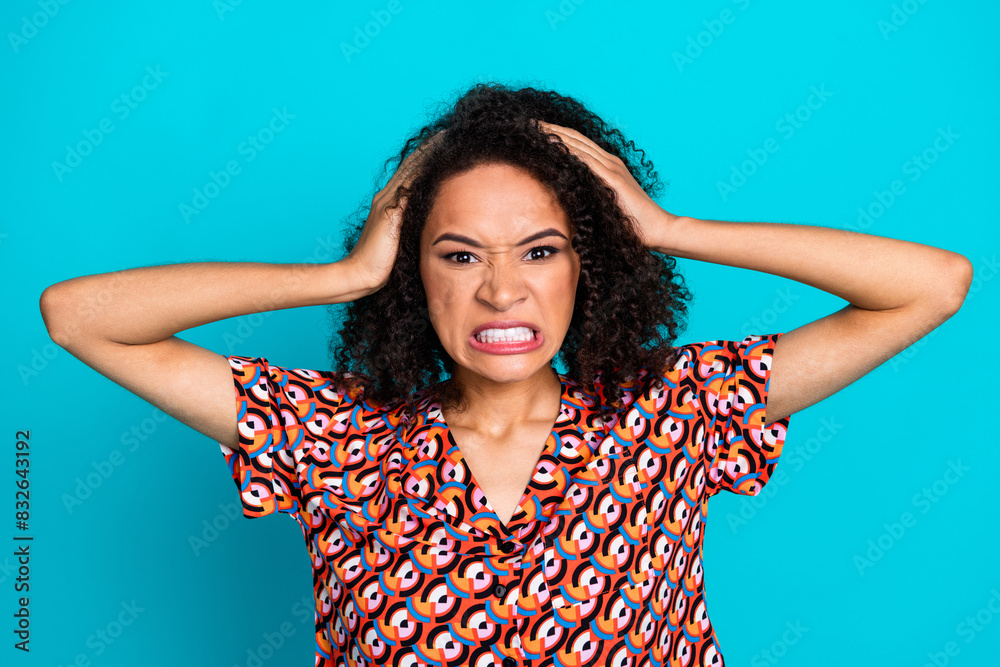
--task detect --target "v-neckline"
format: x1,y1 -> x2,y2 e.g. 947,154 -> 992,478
431,372 -> 573,535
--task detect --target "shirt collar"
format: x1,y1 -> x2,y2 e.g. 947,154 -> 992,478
389,373 -> 615,543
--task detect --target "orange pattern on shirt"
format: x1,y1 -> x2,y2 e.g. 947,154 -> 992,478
219,333 -> 790,667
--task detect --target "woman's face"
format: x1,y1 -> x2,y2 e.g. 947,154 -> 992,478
419,162 -> 580,385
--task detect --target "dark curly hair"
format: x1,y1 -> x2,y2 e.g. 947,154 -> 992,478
325,81 -> 692,423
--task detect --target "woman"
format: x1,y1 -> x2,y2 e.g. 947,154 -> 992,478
40,83 -> 972,666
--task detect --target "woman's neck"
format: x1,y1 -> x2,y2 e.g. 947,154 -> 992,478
442,365 -> 562,435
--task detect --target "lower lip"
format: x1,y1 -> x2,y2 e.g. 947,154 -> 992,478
469,330 -> 544,354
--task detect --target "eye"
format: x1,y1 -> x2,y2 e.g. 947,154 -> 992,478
527,246 -> 558,260
442,251 -> 479,264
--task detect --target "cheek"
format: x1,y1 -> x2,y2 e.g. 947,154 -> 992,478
420,270 -> 467,338
552,262 -> 580,303
566,267 -> 580,293
422,270 -> 463,307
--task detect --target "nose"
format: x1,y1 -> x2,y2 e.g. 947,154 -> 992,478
475,262 -> 528,310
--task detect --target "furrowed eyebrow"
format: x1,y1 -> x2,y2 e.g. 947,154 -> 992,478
431,228 -> 567,247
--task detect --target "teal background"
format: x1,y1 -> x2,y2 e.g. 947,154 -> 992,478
3,0 -> 998,665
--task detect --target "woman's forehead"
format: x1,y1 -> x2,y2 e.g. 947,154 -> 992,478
422,165 -> 570,244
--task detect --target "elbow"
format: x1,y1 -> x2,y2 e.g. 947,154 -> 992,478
937,252 -> 974,317
39,284 -> 76,349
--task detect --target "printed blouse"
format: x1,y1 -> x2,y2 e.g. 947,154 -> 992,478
218,332 -> 791,667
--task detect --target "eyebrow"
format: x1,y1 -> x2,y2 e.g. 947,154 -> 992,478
431,227 -> 568,247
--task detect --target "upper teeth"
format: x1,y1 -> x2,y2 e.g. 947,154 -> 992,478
475,327 -> 534,342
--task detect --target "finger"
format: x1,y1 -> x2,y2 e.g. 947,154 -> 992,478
546,129 -> 619,176
537,121 -> 619,166
394,130 -> 446,189
536,122 -> 620,175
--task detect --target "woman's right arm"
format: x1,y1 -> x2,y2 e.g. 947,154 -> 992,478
38,260 -> 372,449
40,129 -> 443,450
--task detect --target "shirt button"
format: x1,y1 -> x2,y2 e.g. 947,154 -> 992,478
493,583 -> 507,598
502,658 -> 517,667
498,541 -> 515,554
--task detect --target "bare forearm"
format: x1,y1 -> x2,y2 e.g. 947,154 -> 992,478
40,260 -> 369,347
654,215 -> 971,312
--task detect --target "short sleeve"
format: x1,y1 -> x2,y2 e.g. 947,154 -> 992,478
218,355 -> 351,519
695,333 -> 791,498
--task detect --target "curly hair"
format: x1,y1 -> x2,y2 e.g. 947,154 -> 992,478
326,81 -> 692,423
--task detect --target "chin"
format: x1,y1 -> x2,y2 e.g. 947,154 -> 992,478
461,356 -> 554,382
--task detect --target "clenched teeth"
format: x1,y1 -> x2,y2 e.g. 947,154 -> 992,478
474,326 -> 535,343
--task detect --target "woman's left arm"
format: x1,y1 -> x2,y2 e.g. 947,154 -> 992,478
536,120 -> 974,425
651,215 -> 972,424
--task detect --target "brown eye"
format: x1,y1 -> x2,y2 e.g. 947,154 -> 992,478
527,246 -> 557,260
443,251 -> 478,264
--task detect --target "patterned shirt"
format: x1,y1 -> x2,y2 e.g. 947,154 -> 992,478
219,332 -> 791,667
